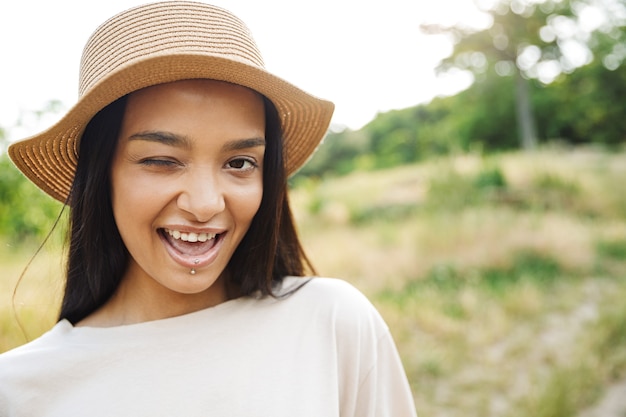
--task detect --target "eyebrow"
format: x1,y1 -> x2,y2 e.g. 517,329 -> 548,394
221,137 -> 266,152
128,131 -> 265,151
128,131 -> 191,149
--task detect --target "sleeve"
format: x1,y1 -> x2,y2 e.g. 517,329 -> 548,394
353,331 -> 418,417
327,279 -> 418,417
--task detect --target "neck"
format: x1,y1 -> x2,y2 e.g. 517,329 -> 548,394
76,265 -> 228,328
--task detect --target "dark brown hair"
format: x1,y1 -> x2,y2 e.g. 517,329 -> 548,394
60,92 -> 314,324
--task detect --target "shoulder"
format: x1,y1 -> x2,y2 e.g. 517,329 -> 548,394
281,276 -> 374,311
0,321 -> 71,403
286,276 -> 368,300
280,276 -> 390,336
0,320 -> 70,365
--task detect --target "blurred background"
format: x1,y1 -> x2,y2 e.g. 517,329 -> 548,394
2,0 -> 626,416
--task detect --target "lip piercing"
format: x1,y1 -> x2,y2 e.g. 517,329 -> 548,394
190,259 -> 200,275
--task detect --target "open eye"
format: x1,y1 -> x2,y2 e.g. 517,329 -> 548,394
226,157 -> 257,171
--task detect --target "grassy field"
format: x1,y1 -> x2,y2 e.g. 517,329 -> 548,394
3,146 -> 626,416
0,241 -> 64,351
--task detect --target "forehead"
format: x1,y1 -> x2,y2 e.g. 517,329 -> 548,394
120,79 -> 266,140
127,79 -> 264,110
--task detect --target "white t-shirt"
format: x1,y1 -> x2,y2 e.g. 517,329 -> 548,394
0,277 -> 417,417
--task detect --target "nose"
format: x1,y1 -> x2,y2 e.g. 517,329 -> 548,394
176,170 -> 226,222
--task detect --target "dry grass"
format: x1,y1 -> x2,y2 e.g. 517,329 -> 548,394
0,244 -> 63,351
291,146 -> 626,417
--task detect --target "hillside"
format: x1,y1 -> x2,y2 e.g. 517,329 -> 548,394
290,146 -> 626,417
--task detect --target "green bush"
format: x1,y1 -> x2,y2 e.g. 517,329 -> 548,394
481,251 -> 561,293
380,250 -> 563,308
426,162 -> 507,209
473,165 -> 507,190
596,238 -> 626,261
0,155 -> 65,244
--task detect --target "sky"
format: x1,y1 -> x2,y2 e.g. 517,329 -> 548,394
0,1 -> 489,142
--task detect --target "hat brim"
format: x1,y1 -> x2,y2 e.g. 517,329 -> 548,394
8,53 -> 334,202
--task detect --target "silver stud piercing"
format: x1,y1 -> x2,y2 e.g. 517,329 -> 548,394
190,260 -> 199,275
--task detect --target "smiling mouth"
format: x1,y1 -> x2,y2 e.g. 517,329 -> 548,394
160,228 -> 222,257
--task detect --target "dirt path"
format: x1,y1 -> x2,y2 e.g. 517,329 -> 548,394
578,379 -> 626,417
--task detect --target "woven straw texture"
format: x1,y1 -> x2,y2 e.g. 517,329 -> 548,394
8,1 -> 334,202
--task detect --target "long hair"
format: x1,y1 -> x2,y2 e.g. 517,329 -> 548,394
228,97 -> 315,296
61,96 -> 129,324
59,93 -> 314,324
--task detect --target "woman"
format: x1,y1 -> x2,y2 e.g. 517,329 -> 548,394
0,2 -> 417,416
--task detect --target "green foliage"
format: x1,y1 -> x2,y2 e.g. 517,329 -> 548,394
349,203 -> 419,226
522,171 -> 583,212
456,75 -> 521,149
517,296 -> 626,417
293,129 -> 370,181
536,57 -> 626,146
426,162 -> 508,209
299,60 -> 626,180
592,301 -> 626,378
0,154 -> 65,244
381,250 -> 563,308
364,104 -> 455,167
294,0 -> 626,180
427,0 -> 574,77
292,98 -> 461,181
420,263 -> 465,292
595,238 -> 626,261
481,251 -> 561,293
473,164 -> 507,189
516,364 -> 602,417
291,148 -> 626,417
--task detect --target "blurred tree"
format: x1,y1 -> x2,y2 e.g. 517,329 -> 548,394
0,153 -> 64,242
293,0 -> 626,180
0,104 -> 66,244
536,53 -> 626,145
292,128 -> 371,181
421,0 -> 626,150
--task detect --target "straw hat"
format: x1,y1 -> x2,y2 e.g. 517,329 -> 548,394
8,1 -> 334,202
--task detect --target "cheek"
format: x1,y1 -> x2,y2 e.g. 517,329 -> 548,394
110,177 -> 136,235
231,181 -> 264,223
110,165 -> 158,230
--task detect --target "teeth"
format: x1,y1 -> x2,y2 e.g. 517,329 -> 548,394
166,229 -> 216,242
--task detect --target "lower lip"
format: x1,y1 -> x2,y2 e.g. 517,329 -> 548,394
159,231 -> 225,270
